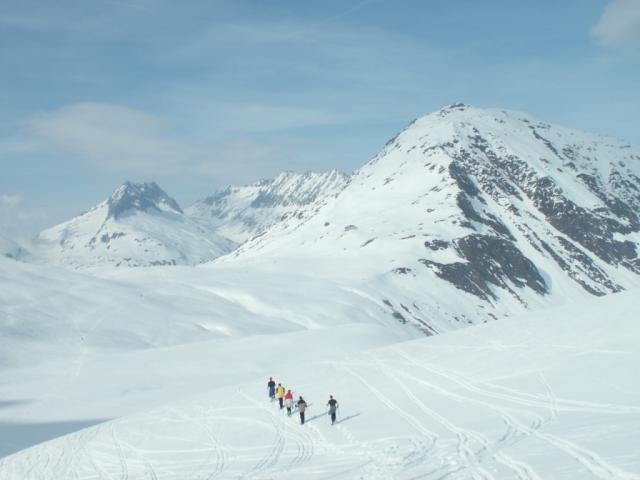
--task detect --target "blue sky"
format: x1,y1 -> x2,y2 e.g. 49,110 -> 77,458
1,0 -> 639,237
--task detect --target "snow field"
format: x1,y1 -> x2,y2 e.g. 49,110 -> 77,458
1,290 -> 638,479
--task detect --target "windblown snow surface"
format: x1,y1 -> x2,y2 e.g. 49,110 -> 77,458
0,255 -> 639,479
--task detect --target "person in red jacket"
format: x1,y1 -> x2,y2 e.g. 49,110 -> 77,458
284,389 -> 294,416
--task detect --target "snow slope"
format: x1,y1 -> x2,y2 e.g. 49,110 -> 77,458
0,255 -> 419,456
1,289 -> 638,479
34,182 -> 235,268
222,104 -> 640,331
186,170 -> 349,244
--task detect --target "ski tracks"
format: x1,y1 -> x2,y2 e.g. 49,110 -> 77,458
166,406 -> 226,480
367,355 -> 525,480
238,389 -> 317,475
334,363 -> 447,478
389,347 -> 640,480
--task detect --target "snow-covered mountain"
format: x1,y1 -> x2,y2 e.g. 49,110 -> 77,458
186,170 -> 349,243
224,104 -> 640,330
35,181 -> 235,269
24,106 -> 640,324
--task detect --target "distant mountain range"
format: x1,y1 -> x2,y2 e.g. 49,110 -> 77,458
22,104 -> 640,329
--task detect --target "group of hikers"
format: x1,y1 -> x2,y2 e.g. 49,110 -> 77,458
267,377 -> 339,425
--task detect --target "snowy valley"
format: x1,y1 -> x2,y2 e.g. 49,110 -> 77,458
1,105 -> 639,479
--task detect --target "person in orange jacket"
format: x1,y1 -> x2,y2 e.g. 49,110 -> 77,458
284,389 -> 294,415
275,383 -> 286,409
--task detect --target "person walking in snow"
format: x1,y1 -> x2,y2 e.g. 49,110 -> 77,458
296,396 -> 308,425
267,377 -> 276,401
284,389 -> 294,416
327,395 -> 339,425
276,383 -> 286,409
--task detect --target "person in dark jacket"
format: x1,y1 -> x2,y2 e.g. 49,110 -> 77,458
296,396 -> 308,425
267,377 -> 276,401
327,395 -> 339,425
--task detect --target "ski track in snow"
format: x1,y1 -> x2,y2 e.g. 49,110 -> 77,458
388,348 -> 640,480
367,354 -> 539,480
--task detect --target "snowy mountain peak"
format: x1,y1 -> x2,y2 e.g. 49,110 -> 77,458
187,170 -> 350,243
107,181 -> 183,220
228,106 -> 640,331
35,181 -> 234,269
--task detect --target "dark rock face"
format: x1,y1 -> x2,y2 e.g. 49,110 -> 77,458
528,176 -> 638,271
392,267 -> 413,274
424,239 -> 448,251
107,182 -> 182,220
421,234 -> 547,302
433,128 -> 640,295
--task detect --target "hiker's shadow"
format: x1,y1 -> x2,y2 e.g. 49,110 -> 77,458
305,412 -> 362,424
304,412 -> 327,423
335,413 -> 361,424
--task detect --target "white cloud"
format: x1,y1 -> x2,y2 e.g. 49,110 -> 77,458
26,102 -> 204,172
0,194 -> 21,207
592,0 -> 640,50
20,102 -> 348,179
205,103 -> 347,134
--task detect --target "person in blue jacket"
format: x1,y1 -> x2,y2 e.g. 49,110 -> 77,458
267,377 -> 276,401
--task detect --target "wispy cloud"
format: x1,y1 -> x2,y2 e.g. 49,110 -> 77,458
592,0 -> 640,50
10,102 -> 335,184
0,194 -> 21,207
200,103 -> 348,135
26,102 -> 203,172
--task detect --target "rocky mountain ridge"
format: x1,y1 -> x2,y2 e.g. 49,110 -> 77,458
221,104 -> 640,330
